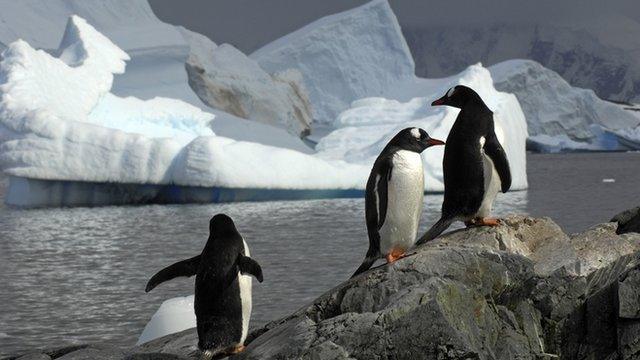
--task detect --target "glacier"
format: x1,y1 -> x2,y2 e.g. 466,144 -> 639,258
403,11 -> 640,104
0,2 -> 529,208
489,60 -> 640,152
251,0 -> 416,124
0,0 -> 313,150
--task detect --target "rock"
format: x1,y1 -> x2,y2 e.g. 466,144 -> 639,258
132,328 -> 199,359
239,247 -> 543,359
14,353 -> 51,360
9,216 -> 640,360
432,215 -> 579,276
55,344 -> 125,360
124,353 -> 189,360
619,267 -> 640,319
557,254 -> 640,359
569,222 -> 640,275
612,206 -> 640,235
185,43 -> 312,138
237,216 -> 640,359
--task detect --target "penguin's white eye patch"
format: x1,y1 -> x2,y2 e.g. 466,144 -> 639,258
411,128 -> 421,139
446,87 -> 456,98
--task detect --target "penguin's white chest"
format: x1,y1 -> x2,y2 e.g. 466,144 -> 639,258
477,136 -> 501,218
379,150 -> 424,255
237,239 -> 252,345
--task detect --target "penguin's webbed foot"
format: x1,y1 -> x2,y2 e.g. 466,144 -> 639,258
385,249 -> 411,263
229,345 -> 245,354
478,217 -> 501,226
467,217 -> 501,227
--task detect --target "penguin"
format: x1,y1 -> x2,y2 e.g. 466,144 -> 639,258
416,85 -> 511,245
145,214 -> 263,359
351,127 -> 445,278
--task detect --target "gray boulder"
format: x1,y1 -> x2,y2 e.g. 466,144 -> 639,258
236,216 -> 640,360
184,40 -> 312,138
612,207 -> 640,235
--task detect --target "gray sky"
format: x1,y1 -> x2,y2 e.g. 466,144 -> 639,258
149,0 -> 640,54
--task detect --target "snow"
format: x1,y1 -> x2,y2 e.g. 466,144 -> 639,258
137,295 -> 196,345
489,60 -> 640,151
251,0 -> 415,124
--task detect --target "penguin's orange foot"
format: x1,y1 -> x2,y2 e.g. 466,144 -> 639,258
385,248 -> 407,263
229,345 -> 245,354
477,217 -> 501,226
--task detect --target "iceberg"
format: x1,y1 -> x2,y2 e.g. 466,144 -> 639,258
137,295 -> 196,346
0,16 -> 366,206
0,0 -> 312,152
251,0 -> 415,124
0,0 -> 202,107
0,3 -> 529,208
489,60 -> 640,152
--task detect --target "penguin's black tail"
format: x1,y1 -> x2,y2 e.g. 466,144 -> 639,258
416,216 -> 455,245
351,257 -> 377,278
351,248 -> 379,278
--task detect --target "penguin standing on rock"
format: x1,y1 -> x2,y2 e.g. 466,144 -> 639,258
145,214 -> 263,359
351,127 -> 445,278
417,85 -> 511,245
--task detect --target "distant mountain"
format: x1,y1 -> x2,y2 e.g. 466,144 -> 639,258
403,17 -> 640,103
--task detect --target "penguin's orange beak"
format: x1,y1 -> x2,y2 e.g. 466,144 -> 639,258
427,138 -> 445,146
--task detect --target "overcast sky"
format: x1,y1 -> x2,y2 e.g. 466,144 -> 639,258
149,0 -> 640,54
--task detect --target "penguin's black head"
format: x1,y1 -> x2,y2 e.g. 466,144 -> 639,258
431,85 -> 483,109
209,213 -> 238,238
390,127 -> 445,153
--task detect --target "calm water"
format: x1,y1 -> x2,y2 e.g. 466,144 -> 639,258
1,153 -> 639,356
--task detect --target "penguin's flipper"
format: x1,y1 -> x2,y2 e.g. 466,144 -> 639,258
237,254 -> 263,282
373,160 -> 392,231
416,216 -> 455,245
145,255 -> 201,292
484,132 -> 511,193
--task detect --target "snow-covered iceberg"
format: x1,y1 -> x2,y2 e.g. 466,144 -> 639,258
0,16 -> 366,203
0,4 -> 528,207
137,295 -> 196,345
489,60 -> 640,152
0,0 -> 202,106
0,0 -> 313,151
251,0 -> 415,124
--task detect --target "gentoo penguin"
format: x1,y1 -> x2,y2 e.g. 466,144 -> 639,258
351,127 -> 444,277
416,85 -> 511,245
145,214 -> 263,359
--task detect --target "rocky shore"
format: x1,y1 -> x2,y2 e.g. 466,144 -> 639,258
6,210 -> 640,360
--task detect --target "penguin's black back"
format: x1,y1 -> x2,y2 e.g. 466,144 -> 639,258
442,104 -> 494,218
194,216 -> 245,351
